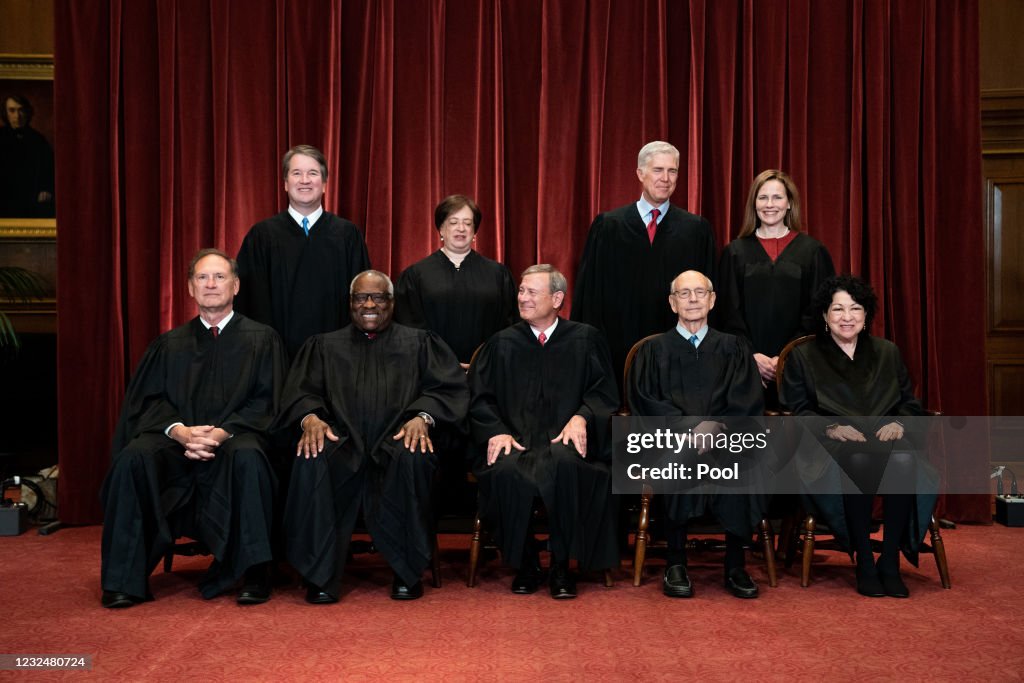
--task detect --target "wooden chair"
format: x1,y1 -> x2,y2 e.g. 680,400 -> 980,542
624,335 -> 778,588
773,334 -> 951,589
163,539 -> 210,572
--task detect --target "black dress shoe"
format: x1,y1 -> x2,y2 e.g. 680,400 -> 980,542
879,572 -> 909,598
101,591 -> 139,609
391,574 -> 424,600
855,567 -> 886,598
549,564 -> 577,600
305,584 -> 338,604
101,589 -> 151,610
663,564 -> 693,598
237,564 -> 272,605
724,567 -> 759,599
511,564 -> 544,594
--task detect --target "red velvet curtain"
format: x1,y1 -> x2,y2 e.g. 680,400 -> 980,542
54,0 -> 986,524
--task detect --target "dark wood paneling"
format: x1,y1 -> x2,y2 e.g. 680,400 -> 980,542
990,361 -> 1024,415
0,0 -> 53,54
982,0 -> 1024,417
987,175 -> 1024,332
980,0 -> 1024,92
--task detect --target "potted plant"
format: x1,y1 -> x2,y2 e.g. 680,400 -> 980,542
0,266 -> 48,356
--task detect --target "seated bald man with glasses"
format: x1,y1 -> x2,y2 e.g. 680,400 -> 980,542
626,270 -> 766,599
276,270 -> 469,603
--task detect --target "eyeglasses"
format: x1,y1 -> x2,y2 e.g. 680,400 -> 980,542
351,293 -> 392,305
671,288 -> 711,300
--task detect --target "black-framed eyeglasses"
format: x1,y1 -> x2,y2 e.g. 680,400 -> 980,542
351,293 -> 392,305
671,288 -> 711,300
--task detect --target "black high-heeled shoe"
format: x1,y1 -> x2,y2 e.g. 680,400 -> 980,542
855,566 -> 885,597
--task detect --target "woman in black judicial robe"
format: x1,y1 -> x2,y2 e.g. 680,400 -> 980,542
394,195 -> 517,366
716,170 -> 834,407
394,195 -> 518,515
779,275 -> 936,598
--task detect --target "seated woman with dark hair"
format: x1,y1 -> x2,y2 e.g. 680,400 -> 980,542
779,274 -> 935,598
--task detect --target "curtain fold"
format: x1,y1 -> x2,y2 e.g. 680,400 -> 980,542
55,0 -> 987,524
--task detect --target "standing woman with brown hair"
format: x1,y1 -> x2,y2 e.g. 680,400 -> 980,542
716,170 -> 835,407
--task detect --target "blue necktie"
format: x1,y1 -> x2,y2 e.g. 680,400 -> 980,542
689,335 -> 698,348
302,216 -> 310,236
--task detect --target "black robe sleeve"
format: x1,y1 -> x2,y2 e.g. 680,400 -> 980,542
110,318 -> 287,457
571,205 -> 717,388
627,330 -> 763,418
235,228 -> 275,330
274,326 -> 468,462
714,234 -> 836,357
394,251 -> 518,363
235,213 -> 372,358
468,321 -> 618,461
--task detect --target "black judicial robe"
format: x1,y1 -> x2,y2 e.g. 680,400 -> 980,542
627,327 -> 766,536
571,203 -> 716,388
235,211 -> 371,358
394,249 -> 518,364
715,233 -> 835,357
468,319 -> 620,570
100,314 -> 286,599
779,333 -> 936,563
276,323 -> 469,593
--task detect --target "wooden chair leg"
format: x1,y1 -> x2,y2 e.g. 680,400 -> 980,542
801,515 -> 816,587
929,515 -> 952,589
604,569 -> 614,587
632,492 -> 651,587
431,533 -> 442,588
467,512 -> 483,587
759,518 -> 778,587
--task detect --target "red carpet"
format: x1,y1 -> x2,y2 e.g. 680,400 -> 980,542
1,524 -> 1022,681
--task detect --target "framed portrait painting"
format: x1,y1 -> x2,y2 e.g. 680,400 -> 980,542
0,53 -> 55,239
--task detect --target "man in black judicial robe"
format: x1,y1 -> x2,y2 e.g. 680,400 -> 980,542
627,270 -> 766,599
278,270 -> 469,603
100,249 -> 286,608
572,141 -> 716,389
469,265 -> 620,599
235,144 -> 371,359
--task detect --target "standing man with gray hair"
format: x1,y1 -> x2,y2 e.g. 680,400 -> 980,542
236,144 -> 371,359
572,141 -> 716,389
